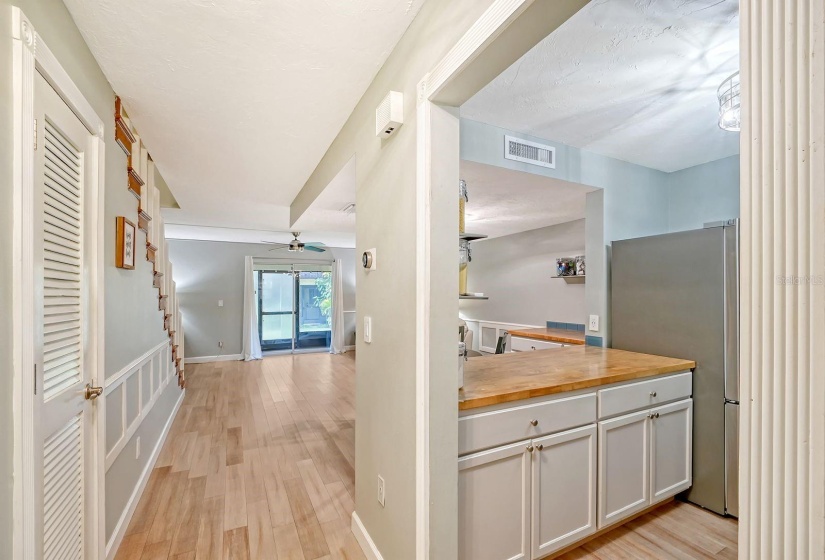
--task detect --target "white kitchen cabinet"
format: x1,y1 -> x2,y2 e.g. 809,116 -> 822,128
531,425 -> 597,558
598,398 -> 693,529
510,336 -> 564,352
598,409 -> 650,528
459,440 -> 531,560
651,399 -> 693,503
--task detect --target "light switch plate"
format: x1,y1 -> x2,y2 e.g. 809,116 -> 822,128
589,315 -> 599,332
364,316 -> 372,343
218,300 -> 224,307
377,475 -> 386,507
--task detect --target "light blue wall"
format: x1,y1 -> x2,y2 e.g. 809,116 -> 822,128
460,119 -> 740,345
667,155 -> 740,232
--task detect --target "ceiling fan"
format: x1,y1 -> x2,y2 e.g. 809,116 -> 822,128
262,232 -> 326,253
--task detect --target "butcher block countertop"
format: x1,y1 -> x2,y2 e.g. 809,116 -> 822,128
459,346 -> 695,411
507,327 -> 585,345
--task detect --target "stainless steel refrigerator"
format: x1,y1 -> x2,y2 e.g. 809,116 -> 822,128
611,220 -> 738,517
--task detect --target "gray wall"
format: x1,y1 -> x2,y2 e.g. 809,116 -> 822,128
0,0 -> 181,549
461,220 -> 586,326
667,155 -> 740,232
167,240 -> 357,358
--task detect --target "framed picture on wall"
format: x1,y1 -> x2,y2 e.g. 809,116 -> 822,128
116,216 -> 136,269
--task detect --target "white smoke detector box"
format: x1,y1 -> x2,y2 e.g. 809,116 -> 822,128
376,91 -> 403,138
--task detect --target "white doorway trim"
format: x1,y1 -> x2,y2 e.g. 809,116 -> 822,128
413,0 -> 595,556
11,8 -> 106,560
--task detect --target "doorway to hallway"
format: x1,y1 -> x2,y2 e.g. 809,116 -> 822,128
255,265 -> 332,352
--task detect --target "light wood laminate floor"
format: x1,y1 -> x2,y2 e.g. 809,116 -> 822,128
115,352 -> 364,560
558,501 -> 738,560
115,352 -> 737,560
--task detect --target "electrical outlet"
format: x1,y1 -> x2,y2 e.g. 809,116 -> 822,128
377,475 -> 386,507
136,437 -> 141,459
218,299 -> 224,307
589,315 -> 599,332
219,341 -> 224,348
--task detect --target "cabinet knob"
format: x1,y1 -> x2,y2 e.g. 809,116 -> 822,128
536,444 -> 544,451
530,419 -> 539,426
647,412 -> 654,419
531,346 -> 536,350
654,412 -> 660,418
526,445 -> 534,453
650,391 -> 657,397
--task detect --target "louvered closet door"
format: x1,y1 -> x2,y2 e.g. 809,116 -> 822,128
33,71 -> 98,560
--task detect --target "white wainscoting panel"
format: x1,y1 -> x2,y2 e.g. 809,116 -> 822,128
104,340 -> 174,471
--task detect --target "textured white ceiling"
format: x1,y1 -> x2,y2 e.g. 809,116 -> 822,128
461,0 -> 740,173
63,0 -> 423,233
461,161 -> 598,239
292,155 -> 356,233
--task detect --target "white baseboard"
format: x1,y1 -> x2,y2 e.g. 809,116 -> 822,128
105,389 -> 185,560
351,512 -> 384,560
184,353 -> 242,364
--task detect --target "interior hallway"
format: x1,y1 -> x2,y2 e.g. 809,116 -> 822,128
114,353 -> 363,560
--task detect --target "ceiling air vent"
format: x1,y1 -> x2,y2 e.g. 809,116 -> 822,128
504,135 -> 556,169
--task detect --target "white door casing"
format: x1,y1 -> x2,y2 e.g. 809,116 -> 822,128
12,9 -> 106,560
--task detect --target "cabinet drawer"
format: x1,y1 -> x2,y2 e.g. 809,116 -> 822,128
510,336 -> 563,352
598,371 -> 692,419
459,393 -> 596,455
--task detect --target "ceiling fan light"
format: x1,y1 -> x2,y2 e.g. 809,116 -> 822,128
717,71 -> 741,132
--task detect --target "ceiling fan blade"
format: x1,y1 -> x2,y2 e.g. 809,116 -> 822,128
261,240 -> 289,245
304,245 -> 326,253
267,244 -> 290,251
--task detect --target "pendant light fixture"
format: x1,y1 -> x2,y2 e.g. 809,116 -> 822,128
717,71 -> 741,132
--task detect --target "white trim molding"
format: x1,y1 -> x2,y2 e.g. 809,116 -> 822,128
105,389 -> 185,560
11,8 -> 107,560
739,0 -> 825,557
104,342 -> 175,471
184,353 -> 243,364
351,512 -> 385,560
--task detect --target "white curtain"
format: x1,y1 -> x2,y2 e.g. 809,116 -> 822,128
329,259 -> 346,354
242,256 -> 262,361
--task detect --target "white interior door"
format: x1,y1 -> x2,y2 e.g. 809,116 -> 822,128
33,69 -> 100,560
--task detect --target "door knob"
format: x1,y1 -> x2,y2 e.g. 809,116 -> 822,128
530,419 -> 539,426
85,383 -> 103,400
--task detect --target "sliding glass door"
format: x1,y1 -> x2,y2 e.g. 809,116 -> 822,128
295,270 -> 332,350
256,266 -> 332,352
258,270 -> 294,351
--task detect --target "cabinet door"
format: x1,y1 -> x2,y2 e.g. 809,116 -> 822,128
651,398 -> 693,504
459,440 -> 531,560
598,409 -> 650,528
532,425 -> 597,558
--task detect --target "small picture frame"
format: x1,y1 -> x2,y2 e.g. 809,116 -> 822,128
116,216 -> 136,269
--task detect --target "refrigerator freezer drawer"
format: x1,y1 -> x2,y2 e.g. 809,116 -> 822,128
725,402 -> 739,517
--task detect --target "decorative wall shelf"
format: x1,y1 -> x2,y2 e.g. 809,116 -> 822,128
459,232 -> 488,241
554,275 -> 586,283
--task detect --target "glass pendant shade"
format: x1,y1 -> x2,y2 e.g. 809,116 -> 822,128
718,71 -> 741,132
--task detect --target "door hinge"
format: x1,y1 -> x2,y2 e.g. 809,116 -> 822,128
33,118 -> 37,151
